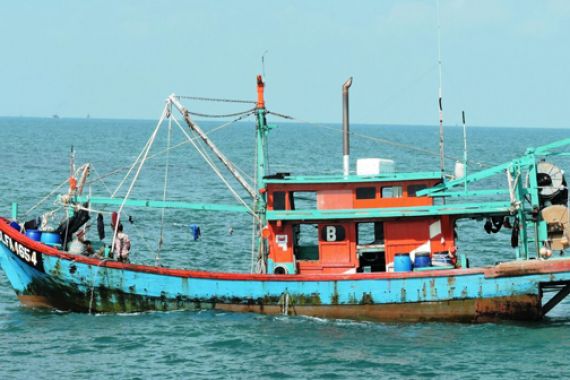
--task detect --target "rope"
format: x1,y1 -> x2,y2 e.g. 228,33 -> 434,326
24,178 -> 69,217
88,259 -> 109,314
111,134 -> 154,198
176,95 -> 256,105
170,114 -> 258,219
90,164 -> 114,197
267,110 -> 493,168
111,103 -> 169,255
187,107 -> 257,119
266,110 -> 294,120
85,112 -> 254,187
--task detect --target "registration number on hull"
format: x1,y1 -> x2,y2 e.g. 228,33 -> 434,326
0,231 -> 44,272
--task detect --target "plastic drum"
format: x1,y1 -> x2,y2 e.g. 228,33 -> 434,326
414,252 -> 432,269
25,229 -> 42,242
40,232 -> 62,246
394,253 -> 413,272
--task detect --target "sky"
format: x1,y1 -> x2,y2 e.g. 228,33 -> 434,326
1,0 -> 570,128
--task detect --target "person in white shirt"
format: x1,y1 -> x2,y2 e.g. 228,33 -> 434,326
113,224 -> 131,263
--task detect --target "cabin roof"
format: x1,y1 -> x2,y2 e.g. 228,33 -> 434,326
264,172 -> 442,185
266,201 -> 512,221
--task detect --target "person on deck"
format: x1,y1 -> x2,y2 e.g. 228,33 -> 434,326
68,230 -> 94,256
113,224 -> 131,263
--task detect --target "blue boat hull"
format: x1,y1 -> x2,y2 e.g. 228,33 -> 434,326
1,222 -> 569,322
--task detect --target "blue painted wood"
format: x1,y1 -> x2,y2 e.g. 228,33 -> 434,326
1,242 -> 566,311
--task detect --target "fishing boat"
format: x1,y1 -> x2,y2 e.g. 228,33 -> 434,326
2,75 -> 570,322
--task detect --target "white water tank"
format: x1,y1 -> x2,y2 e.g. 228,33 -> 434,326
454,161 -> 466,179
356,158 -> 395,176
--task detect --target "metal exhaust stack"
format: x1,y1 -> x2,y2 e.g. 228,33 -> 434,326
342,77 -> 353,177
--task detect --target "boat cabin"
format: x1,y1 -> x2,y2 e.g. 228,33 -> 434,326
264,172 -> 457,275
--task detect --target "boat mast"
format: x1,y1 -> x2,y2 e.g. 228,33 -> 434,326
254,75 -> 269,272
437,0 -> 445,176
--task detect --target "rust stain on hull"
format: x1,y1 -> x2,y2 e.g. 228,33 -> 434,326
487,259 -> 570,278
215,294 -> 542,322
15,273 -> 543,322
17,286 -> 542,323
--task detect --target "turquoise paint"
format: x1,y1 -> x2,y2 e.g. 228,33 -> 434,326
267,201 -> 512,221
78,196 -> 249,213
10,202 -> 17,221
1,242 -> 565,311
265,172 -> 442,184
266,258 -> 295,275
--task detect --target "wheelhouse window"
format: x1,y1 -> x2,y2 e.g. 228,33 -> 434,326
357,222 -> 384,245
407,184 -> 427,197
381,186 -> 402,198
273,191 -> 286,210
294,224 -> 319,260
355,186 -> 376,200
291,191 -> 317,210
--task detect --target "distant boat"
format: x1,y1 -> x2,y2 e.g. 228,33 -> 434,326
86,114 -> 91,119
2,75 -> 570,322
52,114 -> 59,119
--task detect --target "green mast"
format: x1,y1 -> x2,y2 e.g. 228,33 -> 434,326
254,75 -> 270,273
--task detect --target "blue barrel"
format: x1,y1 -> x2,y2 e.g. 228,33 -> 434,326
40,232 -> 62,246
25,229 -> 42,241
414,252 -> 432,269
9,221 -> 21,232
432,252 -> 453,266
394,253 -> 412,272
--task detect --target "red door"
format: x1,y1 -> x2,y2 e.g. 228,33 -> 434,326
318,223 -> 356,272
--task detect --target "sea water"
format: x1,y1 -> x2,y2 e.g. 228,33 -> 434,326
0,117 -> 569,379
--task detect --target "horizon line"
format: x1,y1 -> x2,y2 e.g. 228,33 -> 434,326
0,115 -> 567,130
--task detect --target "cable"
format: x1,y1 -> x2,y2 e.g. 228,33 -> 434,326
176,95 -> 256,105
187,107 -> 256,119
85,112 -> 255,187
170,114 -> 258,219
267,110 -> 493,168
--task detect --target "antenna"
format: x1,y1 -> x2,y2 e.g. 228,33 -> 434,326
261,50 -> 269,79
436,0 -> 445,176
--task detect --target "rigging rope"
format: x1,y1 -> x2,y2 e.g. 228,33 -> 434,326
267,110 -> 493,168
86,112 -> 254,187
111,103 -> 169,256
170,114 -> 258,219
187,107 -> 257,119
176,95 -> 256,105
24,178 -> 69,217
90,164 -> 114,197
111,134 -> 155,198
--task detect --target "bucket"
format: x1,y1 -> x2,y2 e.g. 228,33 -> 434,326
9,221 -> 21,232
414,252 -> 432,269
40,232 -> 62,246
432,252 -> 453,266
25,229 -> 42,242
394,253 -> 412,272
